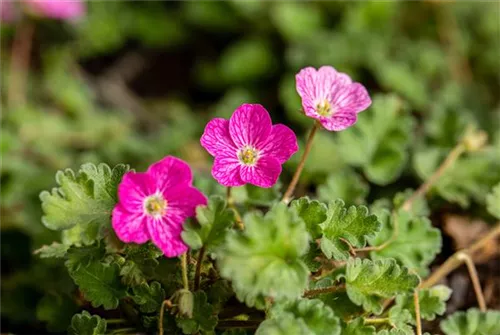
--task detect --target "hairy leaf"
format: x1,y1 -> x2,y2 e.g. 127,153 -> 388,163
291,197 -> 327,239
344,318 -> 376,335
132,281 -> 165,313
320,199 -> 381,260
256,313 -> 309,335
68,310 -> 107,335
40,163 -> 129,231
217,203 -> 310,307
395,285 -> 451,322
182,195 -> 234,251
34,242 -> 69,259
343,259 -> 419,314
441,308 -> 500,335
176,291 -> 217,334
318,169 -> 369,205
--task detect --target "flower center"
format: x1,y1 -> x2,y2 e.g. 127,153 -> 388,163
316,100 -> 334,117
238,146 -> 259,166
143,193 -> 167,218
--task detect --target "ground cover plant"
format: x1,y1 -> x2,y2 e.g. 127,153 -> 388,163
1,1 -> 499,334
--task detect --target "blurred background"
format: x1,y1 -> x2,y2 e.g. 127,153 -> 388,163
1,1 -> 499,333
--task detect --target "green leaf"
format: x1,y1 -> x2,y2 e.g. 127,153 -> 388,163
207,279 -> 233,311
231,183 -> 282,207
182,195 -> 234,251
320,199 -> 381,260
291,197 -> 327,239
176,291 -> 217,335
256,313 -> 309,335
395,285 -> 452,322
369,210 -> 442,276
318,169 -> 369,206
40,163 -> 129,231
217,203 -> 310,307
344,318 -> 376,335
486,182 -> 500,219
34,242 -> 69,259
270,2 -> 325,42
343,258 -> 419,314
336,94 -> 415,185
441,308 -> 500,335
119,244 -> 161,286
36,294 -> 78,332
64,245 -> 106,273
68,260 -> 126,310
68,310 -> 107,335
269,298 -> 341,335
387,305 -> 414,334
132,281 -> 166,313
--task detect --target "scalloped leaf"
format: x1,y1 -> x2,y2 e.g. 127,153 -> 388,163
318,169 -> 369,206
132,281 -> 165,313
344,318 -> 376,335
320,199 -> 381,260
182,195 -> 235,251
440,308 -> 500,335
395,285 -> 452,322
336,94 -> 415,185
34,242 -> 69,259
369,210 -> 441,276
291,197 -> 327,239
217,203 -> 310,307
256,313 -> 309,335
68,310 -> 107,335
176,291 -> 217,335
343,259 -> 419,314
40,163 -> 130,231
266,298 -> 341,335
486,182 -> 500,219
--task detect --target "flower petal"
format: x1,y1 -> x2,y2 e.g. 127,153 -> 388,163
147,156 -> 193,191
117,171 -> 154,213
240,156 -> 282,188
164,185 -> 207,219
112,205 -> 149,244
200,118 -> 237,157
212,155 -> 245,187
320,113 -> 357,132
147,217 -> 187,257
334,83 -> 372,114
261,124 -> 299,164
229,104 -> 272,148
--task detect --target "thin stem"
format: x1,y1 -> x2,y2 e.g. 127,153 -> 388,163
402,143 -> 465,211
364,317 -> 390,326
303,284 -> 345,297
194,247 -> 206,291
8,20 -> 34,108
111,328 -> 136,335
457,252 -> 487,312
158,299 -> 172,335
227,187 -> 244,229
421,224 -> 500,288
282,122 -> 320,204
181,253 -> 189,290
414,291 -> 422,335
106,319 -> 127,325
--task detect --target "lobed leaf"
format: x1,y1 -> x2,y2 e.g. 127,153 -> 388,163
291,197 -> 327,239
440,308 -> 500,335
318,169 -> 369,206
68,310 -> 107,335
176,291 -> 217,334
132,281 -> 166,313
395,285 -> 452,322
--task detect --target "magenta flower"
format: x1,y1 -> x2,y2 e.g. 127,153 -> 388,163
24,0 -> 85,20
201,104 -> 298,188
296,66 -> 371,131
112,156 -> 207,257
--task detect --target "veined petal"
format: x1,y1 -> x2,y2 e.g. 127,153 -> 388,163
320,113 -> 357,132
229,104 -> 272,148
163,185 -> 207,219
112,205 -> 149,244
117,171 -> 154,213
240,156 -> 281,188
212,155 -> 245,187
147,156 -> 193,191
147,216 -> 187,257
334,83 -> 372,114
200,118 -> 237,157
261,124 -> 299,164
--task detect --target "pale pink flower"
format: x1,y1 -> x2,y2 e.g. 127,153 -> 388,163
1,1 -> 19,23
201,103 -> 298,188
112,156 -> 207,257
24,0 -> 85,20
296,66 -> 371,131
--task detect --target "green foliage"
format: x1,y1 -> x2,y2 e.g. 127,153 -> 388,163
256,313 -> 310,335
68,311 -> 107,335
34,242 -> 70,259
395,285 -> 452,322
262,298 -> 341,335
132,281 -> 165,313
336,94 -> 415,185
369,210 -> 442,275
217,203 -> 310,307
343,259 -> 420,314
344,318 -> 376,335
176,291 -> 218,335
291,197 -> 327,239
440,308 -> 500,335
182,195 -> 235,251
320,199 -> 381,260
318,169 -> 370,205
486,183 -> 500,219
40,163 -> 129,231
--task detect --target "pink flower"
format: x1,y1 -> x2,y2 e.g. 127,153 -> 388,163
24,0 -> 85,20
1,1 -> 19,23
296,66 -> 371,131
112,156 -> 207,257
201,103 -> 298,188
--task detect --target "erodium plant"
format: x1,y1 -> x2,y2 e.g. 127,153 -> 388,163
37,66 -> 500,335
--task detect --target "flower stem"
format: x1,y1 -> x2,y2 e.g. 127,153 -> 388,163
456,252 -> 487,311
282,122 -> 320,204
303,284 -> 345,297
364,317 -> 390,325
106,319 -> 127,324
181,252 -> 189,291
402,142 -> 465,212
158,299 -> 173,335
414,291 -> 422,335
194,247 -> 206,291
227,187 -> 244,229
421,224 -> 500,289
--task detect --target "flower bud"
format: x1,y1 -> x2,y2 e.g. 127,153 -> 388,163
173,289 -> 193,318
462,127 -> 488,152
